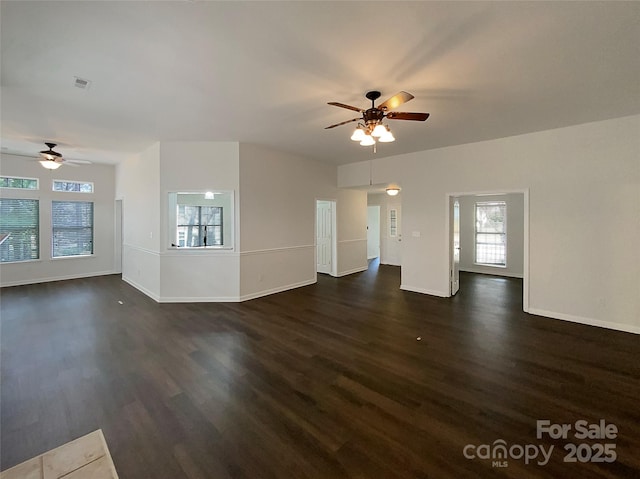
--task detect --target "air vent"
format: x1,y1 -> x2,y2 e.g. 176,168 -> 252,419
74,77 -> 92,89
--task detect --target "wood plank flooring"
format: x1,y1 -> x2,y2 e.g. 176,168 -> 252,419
1,263 -> 639,478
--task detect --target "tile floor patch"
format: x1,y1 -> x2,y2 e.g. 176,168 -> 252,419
1,430 -> 118,479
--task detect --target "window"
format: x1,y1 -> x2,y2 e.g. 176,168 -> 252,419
53,180 -> 94,193
475,201 -> 506,266
389,209 -> 397,237
168,191 -> 233,249
52,201 -> 94,257
0,176 -> 38,190
0,199 -> 39,262
177,205 -> 222,247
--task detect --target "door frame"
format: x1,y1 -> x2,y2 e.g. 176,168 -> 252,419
445,189 -> 529,312
315,198 -> 337,277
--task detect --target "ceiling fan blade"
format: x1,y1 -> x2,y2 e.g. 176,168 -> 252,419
327,102 -> 364,113
386,112 -> 430,121
65,159 -> 92,165
377,91 -> 414,111
325,117 -> 360,129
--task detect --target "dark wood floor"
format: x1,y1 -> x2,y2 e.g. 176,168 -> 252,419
1,263 -> 639,478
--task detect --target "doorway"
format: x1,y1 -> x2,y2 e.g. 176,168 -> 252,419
316,200 -> 336,276
446,190 -> 529,311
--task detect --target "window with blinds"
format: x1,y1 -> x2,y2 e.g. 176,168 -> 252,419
0,199 -> 39,262
475,201 -> 507,266
52,201 -> 94,257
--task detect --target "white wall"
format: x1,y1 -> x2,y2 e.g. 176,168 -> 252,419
239,143 -> 367,300
115,143 -> 162,299
0,154 -> 116,286
115,141 -> 367,302
458,193 -> 524,278
159,141 -> 240,301
339,115 -> 640,334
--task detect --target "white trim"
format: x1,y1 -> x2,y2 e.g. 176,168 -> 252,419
460,268 -> 524,279
528,308 -> 640,335
238,278 -> 317,302
122,243 -> 160,256
1,270 -> 117,288
400,284 -> 449,297
152,278 -> 318,303
163,248 -> 237,257
336,266 -> 368,277
337,238 -> 368,244
240,244 -> 314,256
121,275 -> 160,302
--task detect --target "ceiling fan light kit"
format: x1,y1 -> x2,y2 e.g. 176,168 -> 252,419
39,159 -> 62,170
326,90 -> 429,148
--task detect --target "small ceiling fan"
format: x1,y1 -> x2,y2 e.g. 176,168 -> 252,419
38,142 -> 91,169
325,91 -> 430,146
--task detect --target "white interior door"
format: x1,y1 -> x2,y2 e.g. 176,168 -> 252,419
367,206 -> 380,259
386,204 -> 402,266
316,200 -> 332,274
451,198 -> 460,295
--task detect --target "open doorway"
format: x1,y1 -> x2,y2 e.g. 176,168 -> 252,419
447,190 -> 529,311
316,199 -> 336,276
367,192 -> 402,267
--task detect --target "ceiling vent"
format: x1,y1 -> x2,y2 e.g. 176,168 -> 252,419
74,76 -> 92,89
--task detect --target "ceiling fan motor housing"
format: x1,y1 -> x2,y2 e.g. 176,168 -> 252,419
363,108 -> 385,130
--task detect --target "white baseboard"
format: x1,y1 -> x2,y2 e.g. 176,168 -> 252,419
125,278 -> 318,303
1,270 -> 117,288
400,284 -> 450,298
460,268 -> 523,279
528,308 -> 640,335
238,278 -> 317,302
336,266 -> 368,277
121,275 -> 161,302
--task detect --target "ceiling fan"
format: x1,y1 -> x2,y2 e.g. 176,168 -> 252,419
38,142 -> 91,169
325,91 -> 430,146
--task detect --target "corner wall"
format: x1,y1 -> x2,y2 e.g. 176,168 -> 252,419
239,143 -> 367,300
115,143 -> 161,299
339,115 -> 640,334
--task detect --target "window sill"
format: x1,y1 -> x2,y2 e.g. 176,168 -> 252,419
168,246 -> 233,251
474,263 -> 507,268
0,258 -> 42,265
52,254 -> 95,260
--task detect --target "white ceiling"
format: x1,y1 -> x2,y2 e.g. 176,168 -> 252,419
1,1 -> 639,165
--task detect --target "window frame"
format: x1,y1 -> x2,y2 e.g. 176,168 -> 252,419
168,190 -> 235,251
176,205 -> 223,247
52,179 -> 94,193
389,209 -> 398,238
51,200 -> 94,258
0,176 -> 39,190
0,198 -> 40,263
474,201 -> 507,267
